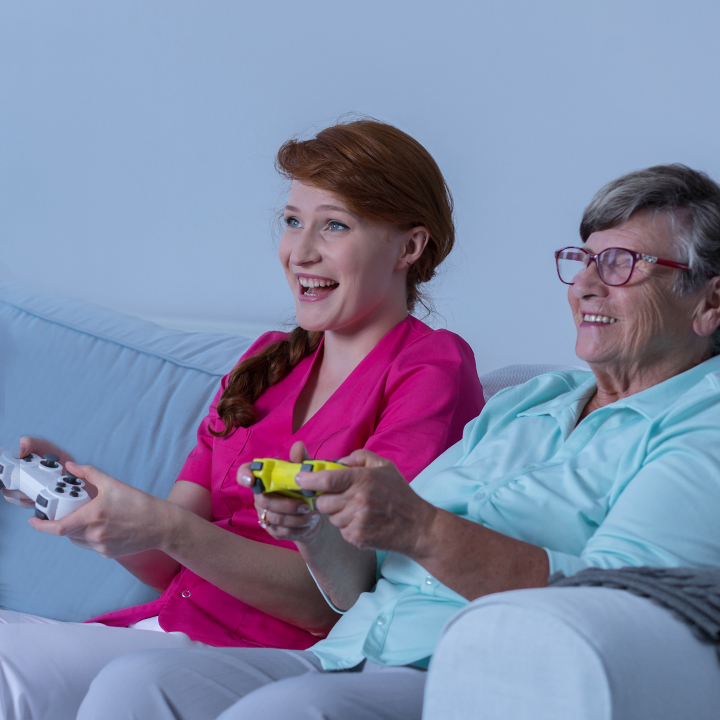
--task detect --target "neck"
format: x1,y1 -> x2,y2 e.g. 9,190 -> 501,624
320,311 -> 408,381
588,348 -> 711,411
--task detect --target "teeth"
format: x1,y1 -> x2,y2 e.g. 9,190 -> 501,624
298,277 -> 338,288
583,314 -> 617,324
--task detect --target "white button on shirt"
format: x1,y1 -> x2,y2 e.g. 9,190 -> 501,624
311,358 -> 720,671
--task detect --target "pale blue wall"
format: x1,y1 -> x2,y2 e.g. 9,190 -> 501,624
2,0 -> 720,373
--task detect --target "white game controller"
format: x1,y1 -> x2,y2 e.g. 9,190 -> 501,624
0,450 -> 91,520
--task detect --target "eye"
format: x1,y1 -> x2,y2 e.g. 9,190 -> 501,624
284,216 -> 302,229
326,221 -> 349,232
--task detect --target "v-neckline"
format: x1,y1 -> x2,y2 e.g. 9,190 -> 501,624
289,317 -> 409,437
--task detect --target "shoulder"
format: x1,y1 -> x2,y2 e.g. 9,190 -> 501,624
390,316 -> 476,366
237,330 -> 289,363
216,330 -> 290,393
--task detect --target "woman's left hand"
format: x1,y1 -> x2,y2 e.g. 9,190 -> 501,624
296,449 -> 438,555
28,462 -> 171,558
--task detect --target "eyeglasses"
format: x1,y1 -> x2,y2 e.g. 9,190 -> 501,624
554,246 -> 690,287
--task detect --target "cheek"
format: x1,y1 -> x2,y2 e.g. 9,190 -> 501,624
278,233 -> 291,267
624,284 -> 684,348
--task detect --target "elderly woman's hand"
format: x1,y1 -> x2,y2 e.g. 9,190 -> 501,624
298,448 -> 437,555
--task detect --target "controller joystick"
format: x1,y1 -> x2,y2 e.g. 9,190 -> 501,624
0,450 -> 90,520
41,453 -> 61,468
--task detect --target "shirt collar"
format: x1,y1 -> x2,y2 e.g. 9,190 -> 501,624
518,355 -> 720,421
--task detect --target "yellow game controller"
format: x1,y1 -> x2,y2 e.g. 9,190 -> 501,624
249,458 -> 345,508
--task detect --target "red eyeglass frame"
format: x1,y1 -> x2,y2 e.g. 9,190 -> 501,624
554,246 -> 690,286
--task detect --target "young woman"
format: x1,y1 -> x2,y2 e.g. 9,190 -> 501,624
0,119 -> 483,720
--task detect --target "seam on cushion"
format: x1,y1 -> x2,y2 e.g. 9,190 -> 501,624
1,298 -> 236,377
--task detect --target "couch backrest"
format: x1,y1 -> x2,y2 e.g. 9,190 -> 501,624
0,283 -> 252,620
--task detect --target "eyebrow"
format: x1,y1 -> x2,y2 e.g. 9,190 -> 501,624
284,204 -> 358,218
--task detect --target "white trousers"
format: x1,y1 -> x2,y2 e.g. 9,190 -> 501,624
0,609 -> 202,720
77,647 -> 427,720
424,587 -> 720,720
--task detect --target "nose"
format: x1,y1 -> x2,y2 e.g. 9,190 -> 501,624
570,256 -> 607,298
287,226 -> 322,268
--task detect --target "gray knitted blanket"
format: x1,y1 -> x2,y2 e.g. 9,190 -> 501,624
549,566 -> 720,662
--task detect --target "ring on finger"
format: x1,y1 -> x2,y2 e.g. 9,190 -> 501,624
258,508 -> 270,529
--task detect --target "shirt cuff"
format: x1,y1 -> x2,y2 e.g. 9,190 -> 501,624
544,548 -> 596,578
307,550 -> 387,615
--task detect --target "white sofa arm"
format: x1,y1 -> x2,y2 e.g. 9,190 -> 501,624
424,587 -> 720,720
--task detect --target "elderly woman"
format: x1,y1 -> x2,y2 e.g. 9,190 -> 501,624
77,164 -> 720,720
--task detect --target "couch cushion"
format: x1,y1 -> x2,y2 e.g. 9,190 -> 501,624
0,283 -> 252,621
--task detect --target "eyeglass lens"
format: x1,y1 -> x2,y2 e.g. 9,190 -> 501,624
557,248 -> 635,286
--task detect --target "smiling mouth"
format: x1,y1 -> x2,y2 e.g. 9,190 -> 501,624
298,277 -> 339,298
582,313 -> 617,324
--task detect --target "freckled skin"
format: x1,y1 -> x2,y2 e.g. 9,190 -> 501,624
570,210 -> 716,412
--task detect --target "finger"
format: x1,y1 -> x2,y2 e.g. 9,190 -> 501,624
262,508 -> 319,529
288,441 -> 310,464
256,493 -> 312,515
28,496 -> 95,536
1,488 -> 35,508
335,448 -> 387,468
236,464 -> 255,488
17,437 -> 30,458
64,462 -> 113,498
295,468 -> 354,494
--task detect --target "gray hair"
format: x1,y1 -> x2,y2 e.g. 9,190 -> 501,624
580,164 -> 720,355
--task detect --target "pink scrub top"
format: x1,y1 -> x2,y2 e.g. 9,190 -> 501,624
90,316 -> 484,648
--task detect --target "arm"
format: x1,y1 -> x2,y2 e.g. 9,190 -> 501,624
297,449 -> 548,603
29,462 -> 340,634
545,426 -> 720,576
113,481 -> 212,592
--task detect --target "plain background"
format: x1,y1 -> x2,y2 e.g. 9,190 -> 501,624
2,0 -> 720,374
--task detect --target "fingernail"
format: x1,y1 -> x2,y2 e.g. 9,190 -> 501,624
298,505 -> 310,513
239,474 -> 252,485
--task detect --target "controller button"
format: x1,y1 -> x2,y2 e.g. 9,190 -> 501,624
34,509 -> 49,520
181,590 -> 191,598
300,489 -> 316,497
36,495 -> 49,507
70,490 -> 80,497
41,453 -> 60,468
300,463 -> 313,472
22,455 -> 33,462
250,461 -> 263,471
0,479 -> 5,489
0,463 -> 4,474
55,487 -> 65,493
64,477 -> 80,485
57,481 -> 66,488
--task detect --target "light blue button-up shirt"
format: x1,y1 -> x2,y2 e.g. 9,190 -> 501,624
311,356 -> 720,669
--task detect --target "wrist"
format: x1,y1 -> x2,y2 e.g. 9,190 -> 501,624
406,501 -> 442,563
155,498 -> 188,555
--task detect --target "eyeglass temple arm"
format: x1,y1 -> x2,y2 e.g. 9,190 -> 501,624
640,253 -> 690,271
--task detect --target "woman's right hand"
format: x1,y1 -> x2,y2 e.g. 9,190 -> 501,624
236,442 -> 326,544
1,436 -> 77,508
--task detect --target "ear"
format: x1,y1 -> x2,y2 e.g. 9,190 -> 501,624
693,276 -> 720,338
395,227 -> 430,270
